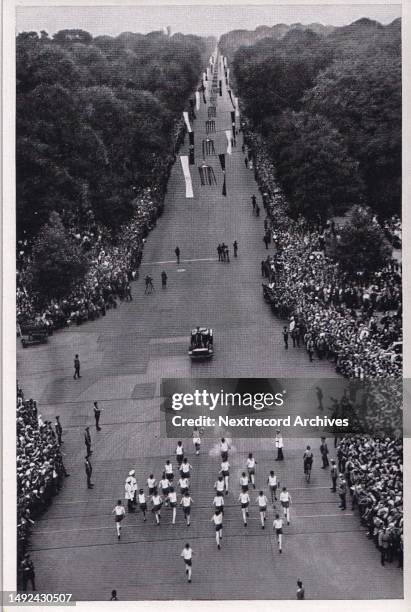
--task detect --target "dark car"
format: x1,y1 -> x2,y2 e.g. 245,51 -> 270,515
189,327 -> 213,359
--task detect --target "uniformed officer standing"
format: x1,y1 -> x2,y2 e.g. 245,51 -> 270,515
73,354 -> 81,379
84,426 -> 92,458
338,474 -> 347,510
93,401 -> 103,431
55,416 -> 63,445
296,579 -> 305,599
320,437 -> 329,468
20,553 -> 36,591
330,460 -> 338,492
275,431 -> 284,461
85,456 -> 93,488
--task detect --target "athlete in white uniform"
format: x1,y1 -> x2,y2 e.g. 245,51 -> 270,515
256,491 -> 268,528
214,475 -> 225,494
137,489 -> 147,521
211,509 -> 223,549
179,476 -> 189,495
213,491 -> 225,515
238,491 -> 250,526
180,491 -> 194,526
180,458 -> 192,480
240,472 -> 249,492
273,513 -> 284,553
220,460 -> 230,493
159,473 -> 170,504
164,460 -> 174,483
176,441 -> 184,467
168,486 -> 177,524
246,453 -> 257,488
220,438 -> 230,461
181,543 -> 193,583
112,500 -> 126,539
192,428 -> 201,455
280,486 -> 292,524
151,490 -> 163,525
267,470 -> 278,503
147,474 -> 156,496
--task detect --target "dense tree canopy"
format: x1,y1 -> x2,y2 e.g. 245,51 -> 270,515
229,18 -> 401,219
17,29 -> 214,238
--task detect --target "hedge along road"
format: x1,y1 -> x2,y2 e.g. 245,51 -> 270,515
16,57 -> 402,600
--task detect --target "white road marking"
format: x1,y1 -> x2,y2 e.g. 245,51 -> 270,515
141,258 -> 217,266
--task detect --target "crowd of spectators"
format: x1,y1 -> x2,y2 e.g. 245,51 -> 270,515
242,121 -> 402,380
16,115 -> 189,336
336,435 -> 403,567
17,382 -> 69,577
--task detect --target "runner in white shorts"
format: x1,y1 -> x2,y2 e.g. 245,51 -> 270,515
112,500 -> 125,540
147,474 -> 156,496
180,458 -> 192,481
179,476 -> 190,496
214,475 -> 225,495
180,491 -> 194,526
220,459 -> 230,494
151,489 -> 163,525
273,513 -> 284,553
238,491 -> 250,526
164,460 -> 174,483
267,470 -> 278,503
181,543 -> 193,583
211,509 -> 223,549
280,486 -> 292,524
246,453 -> 257,489
256,491 -> 268,528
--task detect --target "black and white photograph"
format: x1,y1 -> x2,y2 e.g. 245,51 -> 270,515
2,0 -> 407,607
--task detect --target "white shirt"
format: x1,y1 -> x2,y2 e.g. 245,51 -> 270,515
113,505 -> 125,516
179,478 -> 189,489
220,441 -> 229,452
280,491 -> 291,503
240,475 -> 248,487
147,477 -> 156,489
268,474 -> 277,486
160,479 -> 169,490
273,518 -> 283,530
221,461 -> 230,472
215,479 -> 224,492
212,513 -> 223,525
239,492 -> 250,504
181,496 -> 193,507
213,495 -> 224,507
181,463 -> 191,475
275,436 -> 284,449
168,491 -> 177,503
176,445 -> 184,456
181,547 -> 192,560
246,457 -> 256,469
152,494 -> 162,506
257,495 -> 268,507
165,463 -> 173,474
138,492 -> 146,504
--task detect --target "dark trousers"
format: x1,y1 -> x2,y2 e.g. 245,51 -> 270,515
95,414 -> 101,430
74,366 -> 81,379
85,443 -> 91,458
331,476 -> 337,492
322,455 -> 329,468
381,548 -> 388,566
277,448 -> 284,461
22,573 -> 36,591
86,472 -> 92,487
339,494 -> 346,509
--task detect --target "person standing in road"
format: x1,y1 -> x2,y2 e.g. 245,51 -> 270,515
338,474 -> 347,510
233,241 -> 238,257
85,456 -> 93,489
280,486 -> 291,524
263,234 -> 269,249
175,246 -> 181,264
161,270 -> 167,288
275,431 -> 284,461
144,275 -> 154,294
239,490 -> 250,525
93,401 -> 103,431
55,416 -> 63,445
296,579 -> 305,599
20,553 -> 36,591
251,194 -> 257,210
217,244 -> 223,261
181,543 -> 193,583
84,426 -> 92,458
256,490 -> 268,528
211,508 -> 223,549
320,437 -> 330,468
282,327 -> 289,349
112,500 -> 126,540
110,590 -> 118,600
73,354 -> 81,379
273,513 -> 284,553
330,460 -> 338,492
315,386 -> 324,410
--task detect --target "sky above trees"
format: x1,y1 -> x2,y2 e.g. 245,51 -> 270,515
16,3 -> 401,38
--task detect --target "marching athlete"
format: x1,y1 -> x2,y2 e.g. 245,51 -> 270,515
180,491 -> 194,526
273,513 -> 284,553
180,458 -> 192,481
159,473 -> 170,504
137,489 -> 147,521
256,490 -> 268,528
179,475 -> 190,496
280,486 -> 292,524
151,489 -> 163,525
112,500 -> 126,540
181,543 -> 193,583
267,470 -> 278,503
214,475 -> 225,495
211,508 -> 223,549
147,474 -> 156,496
213,490 -> 225,515
220,459 -> 230,494
176,441 -> 184,467
246,453 -> 257,489
168,486 -> 178,524
238,490 -> 250,526
240,472 -> 249,492
192,428 -> 201,455
165,459 -> 174,483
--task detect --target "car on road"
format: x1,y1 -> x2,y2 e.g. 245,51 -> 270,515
188,326 -> 213,359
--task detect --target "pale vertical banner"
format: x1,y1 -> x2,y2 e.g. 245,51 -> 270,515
183,111 -> 192,133
225,130 -> 233,155
180,156 -> 194,198
195,91 -> 200,111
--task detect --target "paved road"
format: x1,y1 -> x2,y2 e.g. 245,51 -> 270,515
17,58 -> 402,600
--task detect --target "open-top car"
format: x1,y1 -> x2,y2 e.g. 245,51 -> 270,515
188,326 -> 213,359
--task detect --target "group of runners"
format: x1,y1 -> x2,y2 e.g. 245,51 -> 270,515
112,431 -> 294,582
